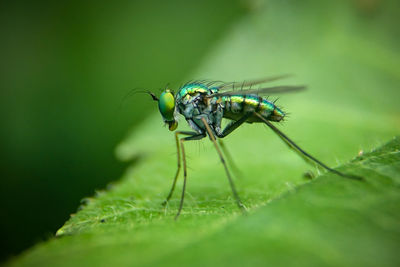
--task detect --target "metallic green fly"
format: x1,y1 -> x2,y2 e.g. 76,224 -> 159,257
147,75 -> 363,219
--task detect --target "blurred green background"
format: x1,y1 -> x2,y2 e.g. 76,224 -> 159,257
1,0 -> 400,264
0,0 -> 246,261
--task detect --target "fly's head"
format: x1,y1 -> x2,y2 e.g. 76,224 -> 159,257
148,89 -> 178,131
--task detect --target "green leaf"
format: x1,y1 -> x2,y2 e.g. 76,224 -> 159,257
7,1 -> 400,266
8,138 -> 400,267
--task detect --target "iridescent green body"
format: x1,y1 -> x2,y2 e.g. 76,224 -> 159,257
175,82 -> 285,136
220,94 -> 284,122
149,77 -> 361,219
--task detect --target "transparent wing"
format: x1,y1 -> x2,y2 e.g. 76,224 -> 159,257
208,85 -> 306,97
217,74 -> 292,91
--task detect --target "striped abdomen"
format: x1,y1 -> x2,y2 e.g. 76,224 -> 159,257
220,94 -> 285,123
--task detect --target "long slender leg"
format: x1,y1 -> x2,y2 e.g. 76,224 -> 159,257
200,118 -> 246,212
218,139 -> 243,178
216,113 -> 253,178
216,112 -> 253,138
174,133 -> 205,220
175,138 -> 187,220
254,113 -> 363,181
162,131 -> 200,206
168,113 -> 251,216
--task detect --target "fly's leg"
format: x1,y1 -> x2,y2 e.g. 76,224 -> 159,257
218,139 -> 243,178
175,133 -> 206,220
216,113 -> 253,178
254,113 -> 364,181
200,118 -> 246,212
162,131 -> 202,207
216,113 -> 253,138
162,131 -> 192,206
175,137 -> 187,220
169,114 -> 252,216
163,132 -> 205,219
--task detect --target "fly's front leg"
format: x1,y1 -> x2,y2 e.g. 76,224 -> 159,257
174,132 -> 206,220
162,131 -> 200,207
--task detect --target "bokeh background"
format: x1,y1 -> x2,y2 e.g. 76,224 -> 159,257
0,0 -> 246,261
1,0 -> 399,264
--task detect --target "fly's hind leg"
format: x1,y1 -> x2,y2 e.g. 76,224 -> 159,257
254,112 -> 363,181
216,113 -> 253,138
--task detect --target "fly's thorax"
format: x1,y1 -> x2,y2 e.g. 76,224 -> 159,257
174,83 -> 223,134
191,114 -> 221,136
176,83 -> 214,119
176,83 -> 209,103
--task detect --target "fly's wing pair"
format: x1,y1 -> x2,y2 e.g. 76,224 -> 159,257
205,75 -> 363,181
207,74 -> 306,97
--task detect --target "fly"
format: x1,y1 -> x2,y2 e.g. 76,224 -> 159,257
147,75 -> 363,219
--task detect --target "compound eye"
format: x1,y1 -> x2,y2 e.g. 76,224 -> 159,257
158,90 -> 175,121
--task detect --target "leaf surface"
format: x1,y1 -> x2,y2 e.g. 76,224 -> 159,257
8,1 -> 400,266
